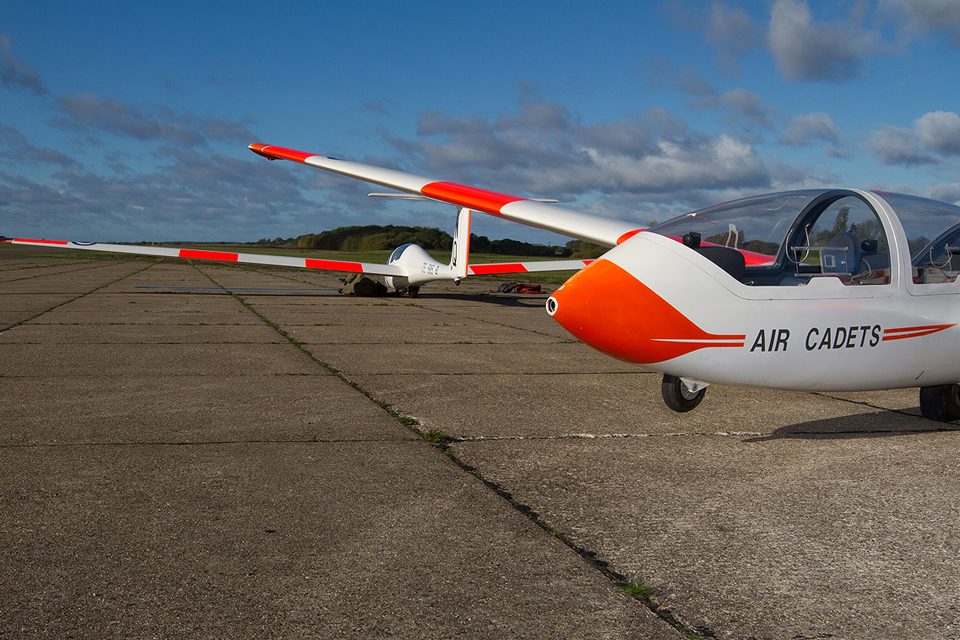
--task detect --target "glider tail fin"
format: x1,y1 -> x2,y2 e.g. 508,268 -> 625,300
450,207 -> 472,280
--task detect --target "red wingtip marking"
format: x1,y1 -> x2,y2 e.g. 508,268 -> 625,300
13,238 -> 69,245
249,143 -> 317,163
421,182 -> 524,214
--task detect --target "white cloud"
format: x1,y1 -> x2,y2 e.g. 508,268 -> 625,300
362,100 -> 389,115
768,0 -> 884,82
779,112 -> 843,146
689,87 -> 780,129
646,57 -> 718,97
0,124 -> 75,167
871,110 -> 960,164
915,110 -> 960,155
53,92 -> 255,147
920,182 -> 960,204
581,135 -> 768,193
870,125 -> 931,165
388,98 -> 771,221
0,33 -> 47,96
881,0 -> 960,45
667,3 -> 764,76
703,3 -> 766,75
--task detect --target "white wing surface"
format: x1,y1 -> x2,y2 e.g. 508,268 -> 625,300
249,144 -> 643,248
0,238 -> 405,277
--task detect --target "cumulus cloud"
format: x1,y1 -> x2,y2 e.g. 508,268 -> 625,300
915,110 -> 960,155
0,149 -> 327,239
871,110 -> 960,165
52,92 -> 256,147
688,87 -> 780,129
768,0 -> 884,82
702,3 -> 766,75
667,3 -> 764,76
579,134 -> 769,193
881,0 -> 960,45
0,124 -> 76,167
646,56 -> 717,97
779,112 -> 843,146
0,33 -> 48,96
920,182 -> 960,204
870,125 -> 932,165
362,99 -> 389,115
384,98 -> 770,222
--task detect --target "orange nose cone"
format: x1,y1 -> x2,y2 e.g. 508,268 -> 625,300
547,258 -> 647,363
547,258 -> 744,364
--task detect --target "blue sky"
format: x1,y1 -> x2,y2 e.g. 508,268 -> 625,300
3,0 -> 960,244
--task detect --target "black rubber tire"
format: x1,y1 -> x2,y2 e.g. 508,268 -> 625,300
661,374 -> 706,412
919,384 -> 960,422
408,286 -> 420,298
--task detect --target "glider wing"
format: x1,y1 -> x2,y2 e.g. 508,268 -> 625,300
0,238 -> 406,277
249,144 -> 643,248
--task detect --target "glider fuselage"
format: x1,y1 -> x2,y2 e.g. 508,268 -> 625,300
549,229 -> 960,392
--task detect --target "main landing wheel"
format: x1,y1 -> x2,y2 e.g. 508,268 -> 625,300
661,374 -> 706,412
407,286 -> 420,298
919,384 -> 960,422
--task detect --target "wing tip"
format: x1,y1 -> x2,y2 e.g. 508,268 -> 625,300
248,143 -> 277,160
249,143 -> 319,164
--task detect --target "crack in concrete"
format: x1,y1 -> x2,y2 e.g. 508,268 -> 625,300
194,262 -> 704,639
0,437 -> 418,449
448,432 -> 766,441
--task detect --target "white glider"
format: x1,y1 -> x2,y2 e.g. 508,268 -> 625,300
245,145 -> 960,420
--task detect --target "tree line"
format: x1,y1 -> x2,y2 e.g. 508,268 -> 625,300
253,225 -> 606,259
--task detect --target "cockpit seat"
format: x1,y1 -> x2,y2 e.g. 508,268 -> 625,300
695,245 -> 746,280
826,232 -> 861,275
681,232 -> 746,280
859,250 -> 889,272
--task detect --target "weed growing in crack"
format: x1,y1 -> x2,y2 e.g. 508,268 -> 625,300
621,580 -> 654,600
421,429 -> 453,444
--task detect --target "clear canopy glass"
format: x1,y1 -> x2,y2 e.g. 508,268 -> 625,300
646,191 -> 822,264
644,189 -> 960,287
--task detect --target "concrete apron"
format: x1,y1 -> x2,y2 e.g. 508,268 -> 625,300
4,249 -> 958,639
1,252 -> 678,639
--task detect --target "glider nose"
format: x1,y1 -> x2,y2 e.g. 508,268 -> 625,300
547,258 -> 639,362
547,257 -> 746,365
